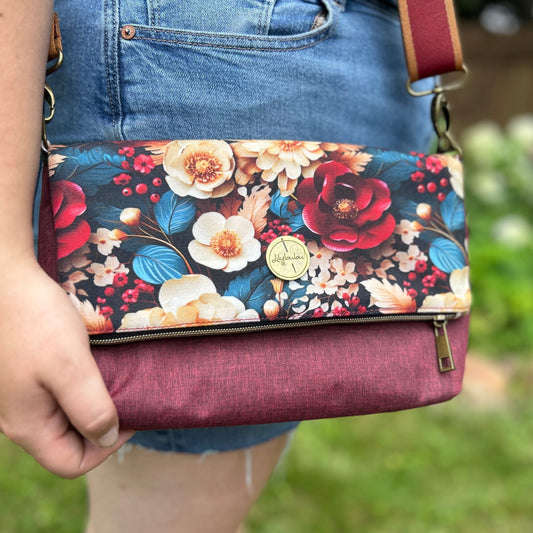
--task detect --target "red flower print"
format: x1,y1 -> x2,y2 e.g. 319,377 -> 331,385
296,161 -> 396,252
51,180 -> 91,259
122,289 -> 139,303
113,272 -> 129,287
119,146 -> 135,157
100,306 -> 114,318
133,154 -> 155,174
332,306 -> 350,317
425,156 -> 444,174
415,260 -> 427,274
134,280 -> 155,294
410,171 -> 425,183
422,274 -> 437,288
113,173 -> 132,185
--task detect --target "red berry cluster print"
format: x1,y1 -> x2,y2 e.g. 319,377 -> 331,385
46,140 -> 470,338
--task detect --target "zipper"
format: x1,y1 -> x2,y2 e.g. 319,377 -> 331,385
434,319 -> 455,372
90,313 -> 460,373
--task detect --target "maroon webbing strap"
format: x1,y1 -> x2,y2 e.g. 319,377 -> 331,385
399,0 -> 464,82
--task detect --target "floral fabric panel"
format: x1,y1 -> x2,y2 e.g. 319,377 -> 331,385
47,140 -> 470,338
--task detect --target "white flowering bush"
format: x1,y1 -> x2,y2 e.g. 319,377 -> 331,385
464,115 -> 533,355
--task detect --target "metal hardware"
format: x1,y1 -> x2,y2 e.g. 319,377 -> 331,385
42,51 -> 64,154
406,66 -> 468,98
43,83 -> 56,123
406,67 -> 467,156
41,83 -> 57,153
434,319 -> 455,373
121,25 -> 136,40
431,91 -> 462,156
46,49 -> 64,76
90,313 -> 460,375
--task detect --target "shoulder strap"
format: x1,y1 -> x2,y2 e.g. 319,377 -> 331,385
48,13 -> 63,63
398,0 -> 464,82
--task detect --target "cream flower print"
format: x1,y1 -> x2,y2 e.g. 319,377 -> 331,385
89,256 -> 129,287
118,275 -> 259,331
58,243 -> 91,273
188,212 -> 261,272
330,258 -> 358,285
68,294 -> 113,335
336,283 -> 359,300
420,267 -> 471,312
361,278 -> 417,314
292,296 -> 329,315
164,140 -> 235,199
307,241 -> 334,272
395,220 -> 420,245
448,156 -> 464,199
306,269 -> 340,296
393,244 -> 428,273
89,227 -> 122,256
330,147 -> 373,174
232,140 -> 326,196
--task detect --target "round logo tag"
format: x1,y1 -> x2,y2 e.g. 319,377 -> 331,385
266,236 -> 311,281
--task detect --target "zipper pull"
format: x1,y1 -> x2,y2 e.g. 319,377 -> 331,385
434,319 -> 455,373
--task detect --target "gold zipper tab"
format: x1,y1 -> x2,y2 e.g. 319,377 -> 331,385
434,319 -> 455,373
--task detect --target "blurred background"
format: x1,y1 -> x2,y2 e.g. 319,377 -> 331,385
1,2 -> 532,531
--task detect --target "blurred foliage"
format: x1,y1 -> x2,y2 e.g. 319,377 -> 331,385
456,0 -> 533,19
463,115 -> 533,356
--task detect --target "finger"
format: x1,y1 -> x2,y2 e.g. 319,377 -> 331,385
2,386 -> 135,478
30,420 -> 134,478
39,337 -> 122,449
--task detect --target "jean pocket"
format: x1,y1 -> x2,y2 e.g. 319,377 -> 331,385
132,0 -> 337,50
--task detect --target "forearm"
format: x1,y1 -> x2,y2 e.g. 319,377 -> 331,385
0,0 -> 54,267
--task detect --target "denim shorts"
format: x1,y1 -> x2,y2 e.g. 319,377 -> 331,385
43,0 -> 434,453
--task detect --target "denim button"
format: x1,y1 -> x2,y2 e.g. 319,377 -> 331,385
121,25 -> 136,39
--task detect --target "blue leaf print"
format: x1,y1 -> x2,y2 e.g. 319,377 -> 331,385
361,149 -> 418,187
396,199 -> 420,221
154,192 -> 196,235
270,191 -> 304,231
54,146 -> 126,196
85,203 -> 124,228
429,238 -> 466,273
440,192 -> 465,232
283,281 -> 307,304
133,245 -> 188,284
224,266 -> 275,314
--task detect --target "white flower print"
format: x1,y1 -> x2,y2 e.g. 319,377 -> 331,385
395,220 -> 420,245
393,245 -> 428,273
89,256 -> 129,287
330,257 -> 358,285
306,269 -> 340,296
89,228 -> 122,256
307,241 -> 334,273
188,212 -> 261,272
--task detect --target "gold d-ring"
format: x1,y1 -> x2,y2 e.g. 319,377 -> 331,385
406,65 -> 468,98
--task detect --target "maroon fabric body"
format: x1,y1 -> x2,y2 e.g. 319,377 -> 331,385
39,163 -> 469,430
93,316 -> 468,430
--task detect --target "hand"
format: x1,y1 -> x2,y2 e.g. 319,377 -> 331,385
0,260 -> 135,478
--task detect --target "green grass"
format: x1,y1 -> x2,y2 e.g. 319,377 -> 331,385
0,437 -> 86,532
2,394 -> 533,532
